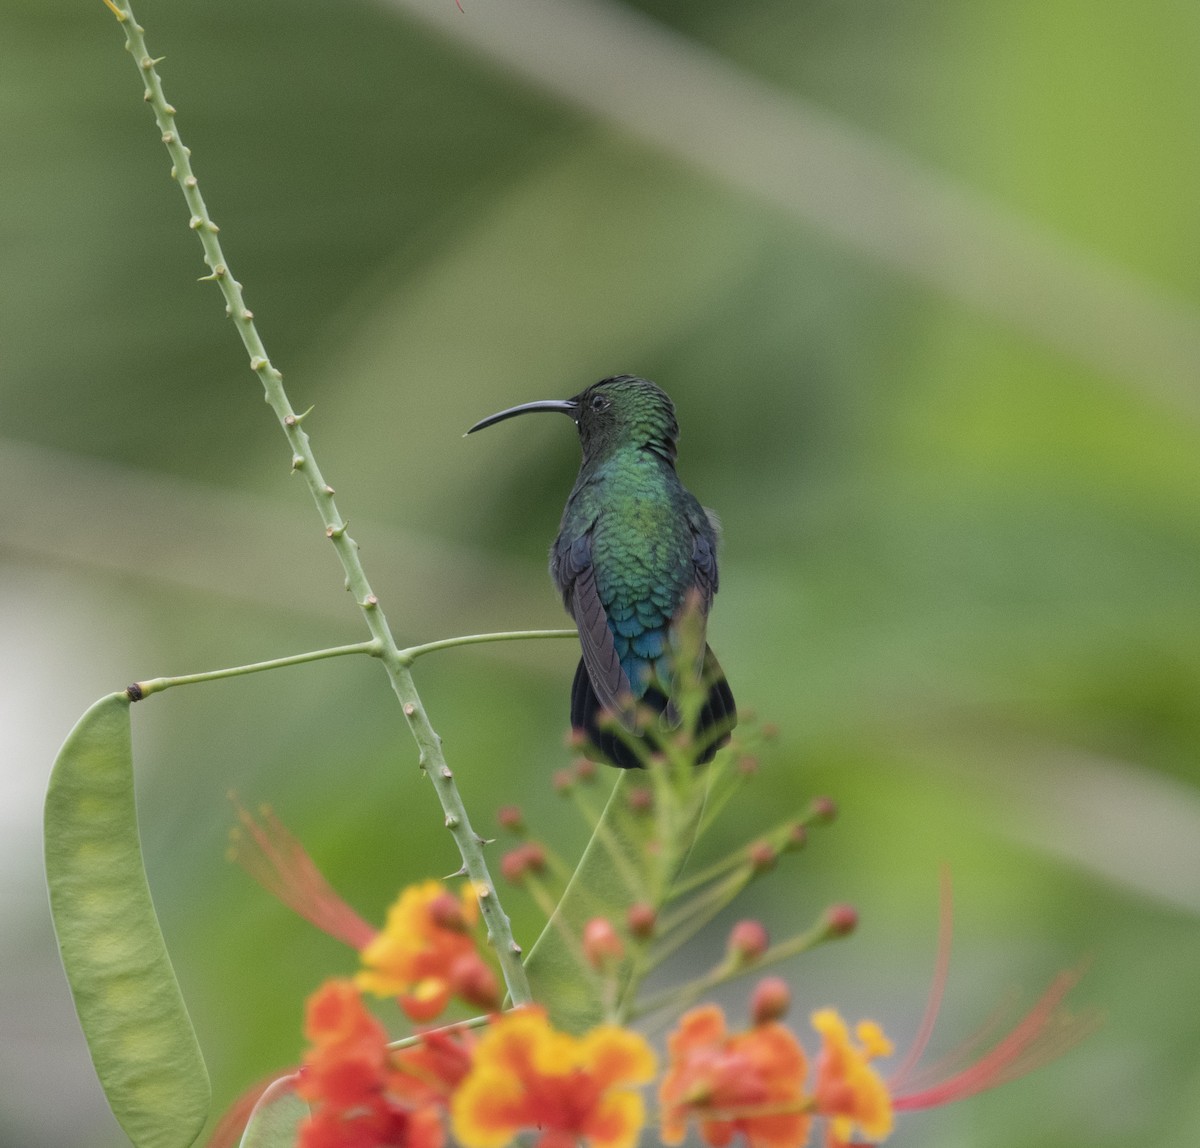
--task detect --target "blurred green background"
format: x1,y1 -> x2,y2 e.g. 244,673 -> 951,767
4,0 -> 1199,1144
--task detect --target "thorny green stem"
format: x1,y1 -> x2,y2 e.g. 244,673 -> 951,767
130,641 -> 380,698
105,0 -> 531,1005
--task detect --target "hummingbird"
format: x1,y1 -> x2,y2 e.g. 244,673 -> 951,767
468,375 -> 735,768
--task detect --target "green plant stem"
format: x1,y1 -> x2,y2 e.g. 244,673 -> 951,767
568,784 -> 650,904
130,641 -> 380,699
106,0 -> 530,1005
386,1012 -> 493,1052
633,918 -> 837,1020
130,629 -> 575,697
647,867 -> 753,971
398,629 -> 576,662
670,811 -> 813,899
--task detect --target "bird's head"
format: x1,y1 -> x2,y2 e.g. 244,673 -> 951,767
467,375 -> 679,464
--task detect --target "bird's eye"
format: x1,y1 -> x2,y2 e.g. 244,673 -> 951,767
590,394 -> 608,411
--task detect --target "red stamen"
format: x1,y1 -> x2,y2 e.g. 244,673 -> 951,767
230,802 -> 377,951
893,964 -> 1097,1111
889,865 -> 953,1091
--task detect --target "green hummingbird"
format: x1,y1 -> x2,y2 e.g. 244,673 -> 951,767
468,375 -> 735,767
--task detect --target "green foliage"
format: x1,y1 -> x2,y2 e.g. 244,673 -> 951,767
524,773 -> 644,1032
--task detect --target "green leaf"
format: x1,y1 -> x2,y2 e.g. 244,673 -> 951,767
524,772 -> 652,1033
45,693 -> 211,1148
238,1077 -> 307,1148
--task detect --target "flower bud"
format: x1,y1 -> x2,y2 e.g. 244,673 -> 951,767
824,903 -> 858,938
783,823 -> 807,852
450,953 -> 501,1012
582,917 -> 625,970
428,892 -> 470,933
574,758 -> 597,784
748,841 -> 777,872
626,903 -> 657,940
565,728 -> 589,750
727,919 -> 769,964
626,785 -> 654,814
553,769 -> 575,794
751,976 -> 791,1025
737,755 -> 760,777
500,849 -> 528,884
810,796 -> 837,824
500,843 -> 546,884
496,805 -> 524,832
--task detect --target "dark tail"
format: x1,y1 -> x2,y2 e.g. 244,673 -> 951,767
570,647 -> 737,769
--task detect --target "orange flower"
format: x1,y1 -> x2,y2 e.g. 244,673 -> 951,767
659,1004 -> 811,1148
390,1027 -> 476,1110
357,881 -> 482,1021
811,1009 -> 893,1146
230,807 -> 500,1022
452,1006 -> 656,1148
296,979 -> 445,1148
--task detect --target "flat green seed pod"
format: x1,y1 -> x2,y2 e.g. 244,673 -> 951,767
45,693 -> 210,1148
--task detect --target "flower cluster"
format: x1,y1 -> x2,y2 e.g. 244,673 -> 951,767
297,979 -> 460,1148
217,804 -> 1094,1148
228,807 -> 500,1023
356,880 -> 498,1021
284,976 -> 658,1148
453,1006 -> 656,1148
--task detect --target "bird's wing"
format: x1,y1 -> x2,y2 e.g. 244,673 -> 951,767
658,505 -> 721,723
688,503 -> 720,609
554,529 -> 637,729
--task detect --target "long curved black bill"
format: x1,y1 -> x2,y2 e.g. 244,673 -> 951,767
467,399 -> 578,435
